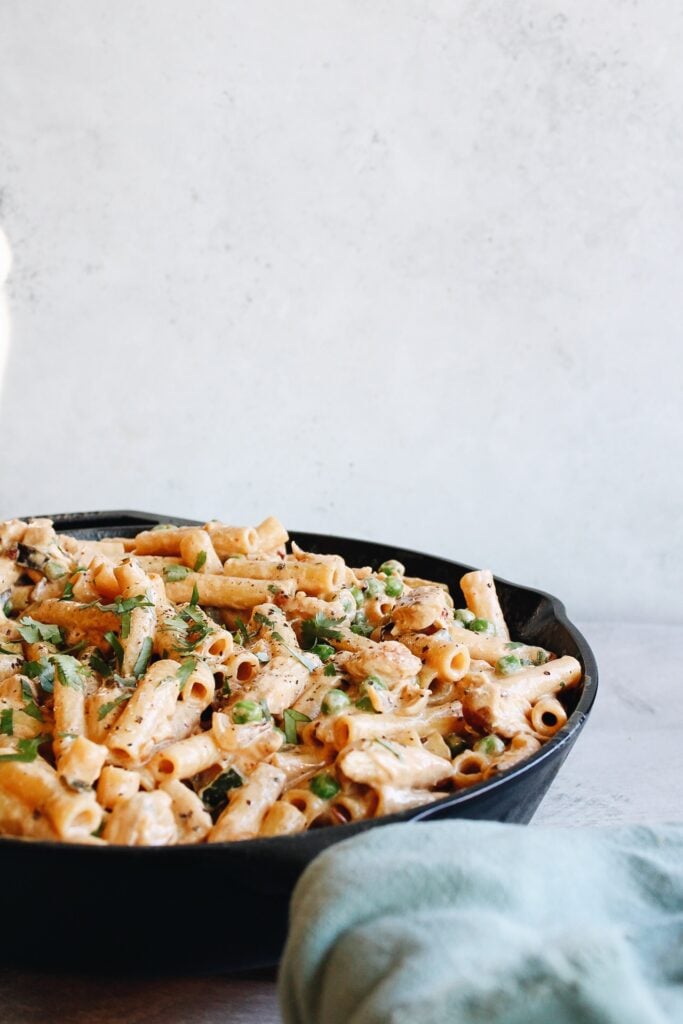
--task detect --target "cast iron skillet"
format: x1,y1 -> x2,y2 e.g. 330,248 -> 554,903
1,511 -> 598,970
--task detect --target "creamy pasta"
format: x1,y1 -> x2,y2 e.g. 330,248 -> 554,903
0,516 -> 582,845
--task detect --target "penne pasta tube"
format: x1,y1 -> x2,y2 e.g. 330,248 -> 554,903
529,696 -> 568,737
160,778 -> 212,843
447,624 -> 550,667
204,522 -> 259,557
149,732 -> 223,782
369,785 -> 442,817
240,655 -> 311,715
255,516 -> 289,552
103,790 -> 178,846
208,763 -> 285,842
222,557 -> 345,597
107,660 -> 181,766
96,765 -> 141,808
399,632 -> 470,681
57,736 -> 108,789
259,800 -> 307,837
279,787 -> 328,826
24,599 -> 119,634
0,757 -> 102,841
164,573 -> 296,609
179,530 -> 223,575
337,738 -> 453,789
459,569 -> 510,640
452,749 -> 490,788
133,527 -> 193,556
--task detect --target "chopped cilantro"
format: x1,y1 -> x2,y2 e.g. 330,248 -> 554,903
323,662 -> 338,677
17,617 -> 63,646
267,584 -> 281,596
59,581 -> 75,601
0,735 -> 48,763
20,680 -> 43,722
254,611 -> 276,629
300,613 -> 345,650
0,707 -> 13,735
233,617 -> 251,646
51,654 -> 87,692
163,564 -> 191,582
24,658 -> 55,693
97,693 -> 131,720
193,551 -> 207,572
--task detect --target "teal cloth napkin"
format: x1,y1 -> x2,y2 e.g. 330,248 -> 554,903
278,820 -> 683,1024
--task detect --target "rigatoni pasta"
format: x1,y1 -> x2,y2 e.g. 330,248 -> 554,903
0,514 -> 581,845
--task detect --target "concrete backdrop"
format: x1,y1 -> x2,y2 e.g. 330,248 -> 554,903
0,0 -> 681,621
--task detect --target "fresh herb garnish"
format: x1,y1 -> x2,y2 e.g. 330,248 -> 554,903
300,613 -> 345,650
163,564 -> 191,582
0,735 -> 48,763
0,641 -> 22,656
201,768 -> 244,820
132,636 -> 153,679
20,680 -> 43,721
271,633 -> 315,671
17,617 -> 63,646
44,561 -> 67,581
282,707 -> 311,745
175,657 -> 196,692
0,707 -> 13,735
323,662 -> 338,677
190,583 -> 200,607
51,654 -> 88,692
97,693 -> 132,720
193,551 -> 207,572
104,631 -> 124,669
267,584 -> 281,596
59,581 -> 75,601
234,617 -> 251,645
254,611 -> 275,629
89,650 -> 113,678
94,595 -> 154,639
24,658 -> 55,693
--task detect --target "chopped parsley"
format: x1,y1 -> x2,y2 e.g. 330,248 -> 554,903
323,662 -> 338,677
254,611 -> 276,629
88,650 -> 113,678
95,595 -> 154,639
164,604 -> 213,654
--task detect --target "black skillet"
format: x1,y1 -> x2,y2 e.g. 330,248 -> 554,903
0,511 -> 598,970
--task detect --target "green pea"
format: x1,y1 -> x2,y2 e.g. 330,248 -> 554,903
384,577 -> 404,598
311,643 -> 335,662
474,734 -> 505,756
309,772 -> 341,800
445,733 -> 468,758
469,618 -> 495,634
231,699 -> 264,724
496,654 -> 523,676
365,577 -> 384,599
454,608 -> 475,625
350,585 -> 365,608
378,559 -> 404,577
321,689 -> 350,715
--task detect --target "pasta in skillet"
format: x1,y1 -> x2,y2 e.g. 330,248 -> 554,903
0,516 -> 582,845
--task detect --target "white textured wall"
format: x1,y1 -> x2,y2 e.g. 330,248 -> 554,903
0,1 -> 681,621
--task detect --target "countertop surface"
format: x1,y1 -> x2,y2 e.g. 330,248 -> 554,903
1,621 -> 680,1024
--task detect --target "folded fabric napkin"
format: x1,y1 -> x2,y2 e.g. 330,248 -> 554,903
279,820 -> 683,1024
